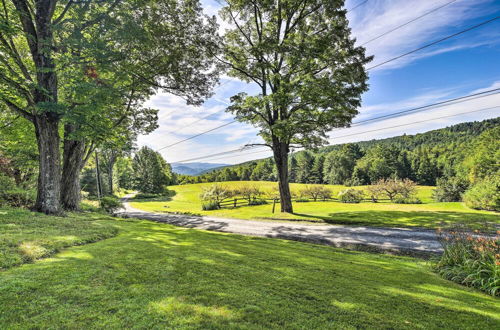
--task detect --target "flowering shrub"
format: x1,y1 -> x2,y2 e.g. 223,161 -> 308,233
433,224 -> 500,296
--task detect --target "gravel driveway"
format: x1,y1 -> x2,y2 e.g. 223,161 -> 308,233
120,195 -> 443,257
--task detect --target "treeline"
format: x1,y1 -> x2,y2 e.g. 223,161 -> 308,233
180,118 -> 499,186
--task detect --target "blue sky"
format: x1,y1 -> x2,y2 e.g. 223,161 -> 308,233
138,0 -> 500,164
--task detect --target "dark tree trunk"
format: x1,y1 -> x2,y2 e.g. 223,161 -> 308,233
34,114 -> 61,214
61,124 -> 87,211
272,139 -> 293,213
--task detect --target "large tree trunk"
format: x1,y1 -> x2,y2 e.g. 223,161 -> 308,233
34,114 -> 61,214
61,124 -> 87,211
272,139 -> 293,213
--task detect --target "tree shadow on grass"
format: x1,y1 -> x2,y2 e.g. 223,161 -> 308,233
293,210 -> 499,229
1,220 -> 498,328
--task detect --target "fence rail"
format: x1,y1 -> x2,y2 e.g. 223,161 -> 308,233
216,197 -> 392,209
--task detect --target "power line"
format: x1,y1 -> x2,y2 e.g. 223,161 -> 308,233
348,0 -> 369,12
330,106 -> 500,140
367,15 -> 500,71
174,145 -> 264,163
172,89 -> 500,163
183,149 -> 271,164
347,88 -> 500,127
157,120 -> 237,151
360,0 -> 457,46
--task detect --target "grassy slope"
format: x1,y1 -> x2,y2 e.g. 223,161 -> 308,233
130,181 -> 499,228
0,213 -> 499,329
0,207 -> 118,270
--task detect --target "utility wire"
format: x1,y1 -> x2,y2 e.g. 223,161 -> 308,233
174,145 -> 265,163
157,120 -> 237,151
171,90 -> 500,163
367,15 -> 500,71
330,106 -> 500,140
348,0 -> 369,12
346,88 -> 500,128
360,0 -> 458,46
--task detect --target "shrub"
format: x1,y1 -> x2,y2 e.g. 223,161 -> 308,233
366,184 -> 384,203
295,198 -> 310,203
235,184 -> 262,202
463,178 -> 500,212
200,184 -> 234,210
0,189 -> 36,208
338,189 -> 364,203
100,196 -> 124,214
394,197 -> 422,204
433,224 -> 500,296
248,198 -> 268,206
202,201 -> 220,210
299,185 -> 332,201
372,178 -> 417,202
134,192 -> 159,199
433,177 -> 469,202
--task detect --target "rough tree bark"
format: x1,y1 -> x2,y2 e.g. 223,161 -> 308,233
272,139 -> 293,213
33,114 -> 61,214
61,124 -> 87,211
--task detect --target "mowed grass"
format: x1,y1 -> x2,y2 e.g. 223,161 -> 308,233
0,209 -> 498,328
0,207 -> 118,270
130,181 -> 499,228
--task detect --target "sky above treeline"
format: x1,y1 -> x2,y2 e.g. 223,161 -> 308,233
138,0 -> 500,165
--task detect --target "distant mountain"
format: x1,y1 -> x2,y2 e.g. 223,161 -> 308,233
171,162 -> 229,176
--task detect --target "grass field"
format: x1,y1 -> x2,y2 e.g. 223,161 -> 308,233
0,207 -> 498,328
0,207 -> 118,270
130,181 -> 499,228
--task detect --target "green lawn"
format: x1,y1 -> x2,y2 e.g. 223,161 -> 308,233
0,207 -> 498,328
130,181 -> 499,228
0,207 -> 118,270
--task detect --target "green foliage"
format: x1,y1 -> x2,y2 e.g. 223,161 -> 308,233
195,118 -> 500,188
133,147 -> 174,194
201,201 -> 220,211
463,178 -> 500,212
434,225 -> 500,296
433,176 -> 469,202
338,189 -> 364,203
372,178 -> 417,202
299,185 -> 332,202
200,184 -> 234,209
0,189 -> 36,208
99,196 -> 124,214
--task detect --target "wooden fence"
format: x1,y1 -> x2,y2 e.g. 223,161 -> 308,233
217,197 -> 391,210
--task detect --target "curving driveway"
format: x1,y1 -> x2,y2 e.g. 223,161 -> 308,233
119,195 -> 443,257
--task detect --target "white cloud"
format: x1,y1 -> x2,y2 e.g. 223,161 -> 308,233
348,0 -> 496,71
328,81 -> 500,144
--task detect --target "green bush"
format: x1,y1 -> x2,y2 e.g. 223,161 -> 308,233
433,177 -> 469,202
100,196 -> 124,214
0,189 -> 36,208
433,225 -> 500,296
463,178 -> 500,211
134,192 -> 159,199
394,197 -> 422,204
0,174 -> 16,192
202,201 -> 220,210
295,198 -> 310,203
248,198 -> 268,206
338,189 -> 364,203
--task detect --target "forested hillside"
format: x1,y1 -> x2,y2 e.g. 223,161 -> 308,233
178,117 -> 499,187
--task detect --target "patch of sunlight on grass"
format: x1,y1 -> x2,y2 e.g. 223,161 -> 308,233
58,251 -> 95,260
186,256 -> 216,264
331,301 -> 360,310
18,242 -> 47,261
150,297 -> 236,320
382,286 -> 500,320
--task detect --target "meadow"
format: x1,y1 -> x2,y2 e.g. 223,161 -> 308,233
130,181 -> 499,229
0,207 -> 498,328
